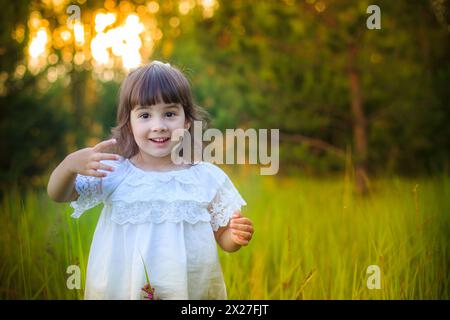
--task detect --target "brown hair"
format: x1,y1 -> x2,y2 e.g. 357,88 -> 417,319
110,61 -> 209,159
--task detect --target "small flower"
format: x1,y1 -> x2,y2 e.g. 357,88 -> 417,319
140,255 -> 161,300
141,283 -> 160,300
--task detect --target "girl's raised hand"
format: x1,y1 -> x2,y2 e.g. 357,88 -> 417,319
66,138 -> 120,177
229,211 -> 254,246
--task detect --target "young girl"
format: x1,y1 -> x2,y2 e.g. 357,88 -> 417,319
47,61 -> 254,300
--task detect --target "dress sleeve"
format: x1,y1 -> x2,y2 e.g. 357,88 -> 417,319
70,175 -> 104,218
206,164 -> 247,231
69,158 -> 127,218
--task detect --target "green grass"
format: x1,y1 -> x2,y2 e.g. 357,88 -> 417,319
0,172 -> 449,299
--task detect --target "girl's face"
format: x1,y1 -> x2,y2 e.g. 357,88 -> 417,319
130,102 -> 191,160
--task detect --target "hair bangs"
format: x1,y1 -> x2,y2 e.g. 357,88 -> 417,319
129,65 -> 187,110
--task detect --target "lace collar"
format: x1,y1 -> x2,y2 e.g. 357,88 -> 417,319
122,158 -> 206,185
125,158 -> 201,174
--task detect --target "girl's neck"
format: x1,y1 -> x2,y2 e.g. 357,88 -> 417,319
131,152 -> 189,172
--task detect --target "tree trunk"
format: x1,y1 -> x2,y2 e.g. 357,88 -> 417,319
347,44 -> 369,194
71,68 -> 87,149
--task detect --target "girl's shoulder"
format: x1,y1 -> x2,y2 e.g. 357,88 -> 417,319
194,161 -> 228,180
190,161 -> 235,190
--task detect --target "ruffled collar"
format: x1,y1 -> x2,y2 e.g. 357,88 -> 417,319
123,158 -> 205,185
125,158 -> 200,174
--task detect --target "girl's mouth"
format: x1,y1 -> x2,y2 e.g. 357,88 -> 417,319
149,137 -> 170,145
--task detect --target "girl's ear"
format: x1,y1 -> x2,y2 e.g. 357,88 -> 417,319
184,119 -> 191,130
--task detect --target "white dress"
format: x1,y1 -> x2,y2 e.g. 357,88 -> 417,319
70,158 -> 246,300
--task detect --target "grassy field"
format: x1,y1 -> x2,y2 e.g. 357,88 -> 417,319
0,171 -> 449,299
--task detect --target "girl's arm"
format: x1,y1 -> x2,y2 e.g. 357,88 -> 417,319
47,139 -> 119,203
47,155 -> 79,202
214,211 -> 254,252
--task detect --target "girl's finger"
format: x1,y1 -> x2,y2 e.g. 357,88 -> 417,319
87,162 -> 101,170
102,153 -> 121,161
231,229 -> 252,239
88,162 -> 114,172
96,163 -> 115,172
92,153 -> 120,161
231,218 -> 252,226
86,169 -> 107,178
234,237 -> 249,246
93,138 -> 117,152
231,223 -> 253,232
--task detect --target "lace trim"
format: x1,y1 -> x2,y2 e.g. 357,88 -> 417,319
208,178 -> 247,231
70,175 -> 103,218
124,171 -> 200,186
113,181 -> 210,204
109,199 -> 211,225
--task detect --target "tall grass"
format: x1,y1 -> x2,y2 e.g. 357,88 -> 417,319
0,173 -> 448,299
0,188 -> 97,299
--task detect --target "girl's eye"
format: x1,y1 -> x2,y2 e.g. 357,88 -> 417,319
138,111 -> 175,119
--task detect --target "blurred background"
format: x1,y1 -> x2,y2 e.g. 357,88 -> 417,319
0,0 -> 449,299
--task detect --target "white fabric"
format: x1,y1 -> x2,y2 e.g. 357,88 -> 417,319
70,158 -> 246,300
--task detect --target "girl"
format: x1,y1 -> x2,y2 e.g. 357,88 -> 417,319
47,61 -> 254,300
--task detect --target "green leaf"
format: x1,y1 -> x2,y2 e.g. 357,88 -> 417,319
140,254 -> 152,290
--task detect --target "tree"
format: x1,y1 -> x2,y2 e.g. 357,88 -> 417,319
176,0 -> 450,192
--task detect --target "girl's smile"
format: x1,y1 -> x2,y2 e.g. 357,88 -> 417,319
148,137 -> 171,145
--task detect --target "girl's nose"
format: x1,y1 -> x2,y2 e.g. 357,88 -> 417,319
151,117 -> 168,132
